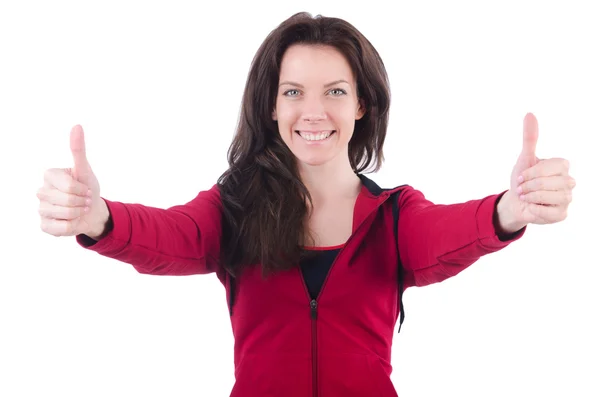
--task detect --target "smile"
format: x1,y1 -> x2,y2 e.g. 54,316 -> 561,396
295,130 -> 336,141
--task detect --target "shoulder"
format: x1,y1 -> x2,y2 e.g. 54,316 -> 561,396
184,183 -> 223,209
388,184 -> 436,213
389,184 -> 429,201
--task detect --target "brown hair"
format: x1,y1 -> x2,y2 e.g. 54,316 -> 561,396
217,12 -> 391,277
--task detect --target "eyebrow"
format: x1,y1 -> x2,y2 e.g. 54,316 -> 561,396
278,79 -> 351,88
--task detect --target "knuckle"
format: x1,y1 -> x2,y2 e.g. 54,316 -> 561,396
40,220 -> 51,234
45,168 -> 62,184
565,191 -> 573,203
43,168 -> 53,181
38,200 -> 48,212
560,210 -> 568,221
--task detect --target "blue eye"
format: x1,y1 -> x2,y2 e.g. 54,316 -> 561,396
330,88 -> 347,96
282,88 -> 347,97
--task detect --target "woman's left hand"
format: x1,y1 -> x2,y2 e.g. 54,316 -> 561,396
496,113 -> 576,234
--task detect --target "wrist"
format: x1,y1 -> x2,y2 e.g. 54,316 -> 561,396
495,192 -> 527,236
87,199 -> 112,240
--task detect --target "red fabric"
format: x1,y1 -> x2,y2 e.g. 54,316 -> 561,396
76,180 -> 525,396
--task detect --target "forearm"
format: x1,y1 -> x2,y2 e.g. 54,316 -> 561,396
397,187 -> 526,287
75,187 -> 224,276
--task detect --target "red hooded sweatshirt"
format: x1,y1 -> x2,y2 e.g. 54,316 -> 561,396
76,174 -> 525,396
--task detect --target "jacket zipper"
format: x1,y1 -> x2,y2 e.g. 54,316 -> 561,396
303,192 -> 391,397
310,299 -> 318,397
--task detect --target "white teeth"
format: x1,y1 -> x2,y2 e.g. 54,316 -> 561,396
297,131 -> 334,141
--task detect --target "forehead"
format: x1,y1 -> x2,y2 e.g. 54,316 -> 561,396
279,44 -> 354,83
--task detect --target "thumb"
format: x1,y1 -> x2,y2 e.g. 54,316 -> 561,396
70,124 -> 91,181
521,112 -> 539,157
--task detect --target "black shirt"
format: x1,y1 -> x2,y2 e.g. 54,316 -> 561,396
299,245 -> 343,300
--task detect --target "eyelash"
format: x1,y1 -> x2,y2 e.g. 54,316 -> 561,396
282,88 -> 347,97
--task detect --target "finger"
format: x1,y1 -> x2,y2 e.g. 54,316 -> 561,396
522,112 -> 539,157
43,168 -> 69,189
70,125 -> 92,181
38,200 -> 89,220
40,217 -> 82,237
518,175 -> 576,194
520,157 -> 571,182
521,190 -> 573,206
527,203 -> 568,223
37,186 -> 91,207
44,168 -> 91,196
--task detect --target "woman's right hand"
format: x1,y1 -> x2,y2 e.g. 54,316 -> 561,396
38,125 -> 110,239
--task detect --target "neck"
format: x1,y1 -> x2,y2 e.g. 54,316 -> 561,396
298,157 -> 361,204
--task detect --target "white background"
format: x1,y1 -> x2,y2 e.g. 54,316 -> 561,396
2,0 -> 599,396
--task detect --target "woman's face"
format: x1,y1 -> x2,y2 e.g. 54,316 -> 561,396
272,44 -> 365,168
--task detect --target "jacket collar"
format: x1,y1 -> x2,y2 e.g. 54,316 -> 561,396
358,173 -> 385,196
353,173 -> 406,232
357,173 -> 407,196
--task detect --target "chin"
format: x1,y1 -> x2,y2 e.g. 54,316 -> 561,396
298,158 -> 329,167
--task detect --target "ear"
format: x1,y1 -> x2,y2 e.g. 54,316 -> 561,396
355,98 -> 366,120
271,108 -> 277,121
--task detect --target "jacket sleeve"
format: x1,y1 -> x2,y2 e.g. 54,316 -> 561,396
397,185 -> 526,288
75,184 -> 223,276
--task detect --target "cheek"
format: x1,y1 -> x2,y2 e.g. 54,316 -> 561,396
332,102 -> 358,123
337,107 -> 358,133
275,105 -> 298,125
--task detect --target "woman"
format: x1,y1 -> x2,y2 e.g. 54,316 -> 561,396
37,12 -> 575,397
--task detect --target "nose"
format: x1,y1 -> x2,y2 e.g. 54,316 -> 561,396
301,95 -> 327,122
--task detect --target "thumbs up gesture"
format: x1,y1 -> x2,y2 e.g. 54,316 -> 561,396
497,113 -> 576,233
37,125 -> 110,238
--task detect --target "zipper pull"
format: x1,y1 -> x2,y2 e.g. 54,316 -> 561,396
310,299 -> 318,320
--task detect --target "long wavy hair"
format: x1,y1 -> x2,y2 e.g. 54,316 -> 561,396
217,12 -> 391,278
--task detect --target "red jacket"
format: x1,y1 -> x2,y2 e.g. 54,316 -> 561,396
76,175 -> 525,396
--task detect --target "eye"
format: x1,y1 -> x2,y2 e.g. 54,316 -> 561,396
283,89 -> 300,97
329,88 -> 347,96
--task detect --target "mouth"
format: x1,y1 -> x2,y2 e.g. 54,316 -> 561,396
295,130 -> 336,142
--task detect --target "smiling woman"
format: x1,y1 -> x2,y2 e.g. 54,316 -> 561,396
36,9 -> 578,397
218,14 -> 393,280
